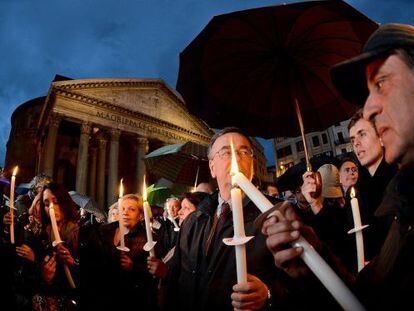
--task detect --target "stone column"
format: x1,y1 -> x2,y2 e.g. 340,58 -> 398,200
43,113 -> 61,177
88,147 -> 98,200
97,137 -> 107,210
107,129 -> 120,206
136,137 -> 149,195
75,122 -> 91,195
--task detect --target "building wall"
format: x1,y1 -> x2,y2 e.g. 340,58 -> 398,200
273,120 -> 352,177
5,97 -> 44,182
250,137 -> 267,185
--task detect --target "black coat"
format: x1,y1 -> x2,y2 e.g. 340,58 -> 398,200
154,216 -> 179,258
166,192 -> 283,311
307,200 -> 356,273
350,159 -> 397,261
81,221 -> 157,310
356,164 -> 414,310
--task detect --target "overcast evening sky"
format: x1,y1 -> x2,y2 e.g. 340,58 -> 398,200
1,0 -> 414,167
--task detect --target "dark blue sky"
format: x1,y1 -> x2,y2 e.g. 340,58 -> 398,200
1,0 -> 413,167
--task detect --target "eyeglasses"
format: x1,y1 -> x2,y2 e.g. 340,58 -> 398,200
211,146 -> 254,160
344,167 -> 358,173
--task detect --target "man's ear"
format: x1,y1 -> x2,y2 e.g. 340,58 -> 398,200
209,159 -> 216,178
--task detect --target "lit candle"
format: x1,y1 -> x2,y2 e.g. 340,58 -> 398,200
232,170 -> 364,311
49,203 -> 62,246
9,166 -> 18,244
49,203 -> 76,289
348,187 -> 368,272
116,179 -> 129,252
142,177 -> 156,257
223,140 -> 253,284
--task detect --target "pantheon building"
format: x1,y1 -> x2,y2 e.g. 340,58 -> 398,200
5,75 -> 269,210
5,75 -> 213,209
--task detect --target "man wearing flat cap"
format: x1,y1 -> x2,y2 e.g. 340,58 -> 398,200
261,23 -> 414,309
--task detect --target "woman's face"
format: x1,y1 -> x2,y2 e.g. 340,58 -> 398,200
178,198 -> 196,225
43,189 -> 63,223
121,198 -> 142,229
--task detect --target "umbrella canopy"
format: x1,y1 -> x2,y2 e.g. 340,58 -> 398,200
69,191 -> 107,219
177,0 -> 378,138
147,184 -> 187,207
144,141 -> 210,186
276,155 -> 339,192
16,183 -> 30,196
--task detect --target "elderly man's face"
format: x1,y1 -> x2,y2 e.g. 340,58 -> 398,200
167,199 -> 180,217
364,54 -> 414,165
209,133 -> 253,199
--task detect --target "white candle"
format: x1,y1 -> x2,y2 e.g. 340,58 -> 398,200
9,166 -> 18,244
118,179 -> 126,249
350,187 -> 366,272
49,203 -> 76,289
232,171 -> 364,311
143,177 -> 156,257
49,204 -> 62,244
229,140 -> 249,284
230,186 -> 248,284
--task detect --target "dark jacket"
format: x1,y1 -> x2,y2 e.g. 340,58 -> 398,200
307,199 -> 356,273
166,191 -> 283,311
81,221 -> 157,310
41,221 -> 80,296
356,164 -> 414,310
154,216 -> 179,258
350,159 -> 397,261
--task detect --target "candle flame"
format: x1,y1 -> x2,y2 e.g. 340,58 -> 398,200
12,166 -> 18,176
350,187 -> 356,199
142,176 -> 147,201
119,179 -> 124,198
230,139 -> 239,176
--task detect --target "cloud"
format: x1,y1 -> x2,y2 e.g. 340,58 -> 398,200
1,0 -> 414,167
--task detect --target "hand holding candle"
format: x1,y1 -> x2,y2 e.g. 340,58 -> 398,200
142,177 -> 156,257
231,167 -> 364,310
348,187 -> 369,272
117,179 -> 130,252
48,203 -> 76,289
10,166 -> 18,244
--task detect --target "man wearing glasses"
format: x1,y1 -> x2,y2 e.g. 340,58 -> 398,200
166,127 -> 280,311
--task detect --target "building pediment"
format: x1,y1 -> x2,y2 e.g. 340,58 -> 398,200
53,78 -> 211,136
41,78 -> 213,144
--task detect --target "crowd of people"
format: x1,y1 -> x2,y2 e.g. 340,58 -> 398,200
1,22 -> 414,310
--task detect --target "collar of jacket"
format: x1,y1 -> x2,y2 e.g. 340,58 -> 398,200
376,163 -> 414,228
